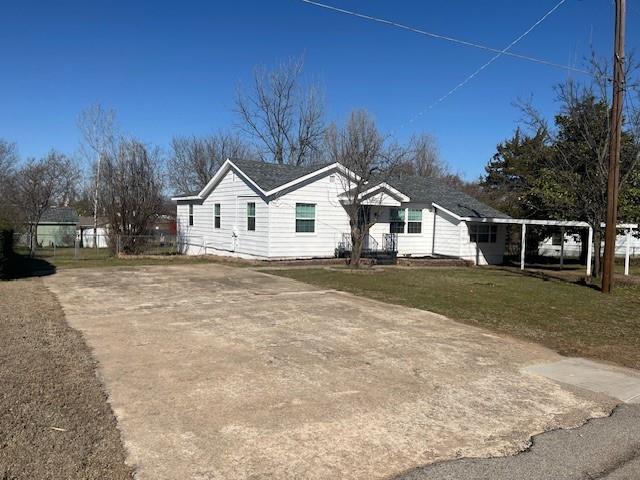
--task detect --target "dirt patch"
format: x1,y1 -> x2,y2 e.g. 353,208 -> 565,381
0,278 -> 133,480
396,257 -> 473,267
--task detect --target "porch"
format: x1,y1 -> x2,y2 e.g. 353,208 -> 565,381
336,233 -> 398,264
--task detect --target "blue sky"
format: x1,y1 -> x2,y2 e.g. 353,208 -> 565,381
1,0 -> 638,179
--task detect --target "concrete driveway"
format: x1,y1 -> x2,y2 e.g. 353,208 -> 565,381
45,264 -> 615,480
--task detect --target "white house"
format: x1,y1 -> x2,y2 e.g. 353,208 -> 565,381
539,231 -> 640,259
77,216 -> 109,248
172,158 -> 511,265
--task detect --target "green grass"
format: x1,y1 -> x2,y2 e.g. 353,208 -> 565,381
269,266 -> 640,369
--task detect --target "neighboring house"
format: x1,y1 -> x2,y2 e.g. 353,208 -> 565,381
77,216 -> 109,248
539,231 -> 640,259
172,159 -> 510,265
149,214 -> 177,237
34,206 -> 79,247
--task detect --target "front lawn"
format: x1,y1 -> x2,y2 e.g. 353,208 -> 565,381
270,266 -> 640,370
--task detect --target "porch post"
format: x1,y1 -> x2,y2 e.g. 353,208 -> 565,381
520,223 -> 527,271
560,227 -> 565,269
586,226 -> 594,277
404,207 -> 408,235
625,228 -> 632,276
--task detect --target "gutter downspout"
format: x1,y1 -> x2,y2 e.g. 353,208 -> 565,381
431,207 -> 437,256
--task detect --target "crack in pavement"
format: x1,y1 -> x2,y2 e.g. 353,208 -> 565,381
591,448 -> 640,479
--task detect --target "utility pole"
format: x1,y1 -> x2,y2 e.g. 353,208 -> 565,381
93,153 -> 101,252
602,0 -> 626,294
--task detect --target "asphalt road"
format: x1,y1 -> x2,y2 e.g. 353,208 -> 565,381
394,404 -> 640,480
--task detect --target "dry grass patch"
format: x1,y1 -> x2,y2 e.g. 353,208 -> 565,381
0,278 -> 133,480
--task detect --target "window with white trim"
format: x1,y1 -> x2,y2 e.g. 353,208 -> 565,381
390,208 -> 404,234
469,224 -> 498,243
247,202 -> 256,231
295,203 -> 315,233
407,208 -> 422,234
214,203 -> 220,229
188,204 -> 194,226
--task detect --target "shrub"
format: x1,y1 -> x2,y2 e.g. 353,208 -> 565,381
0,230 -> 13,277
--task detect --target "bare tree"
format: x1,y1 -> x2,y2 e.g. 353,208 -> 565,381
168,131 -> 252,194
14,151 -> 80,252
235,57 -> 324,165
0,140 -> 19,229
78,104 -> 117,245
397,133 -> 449,178
326,110 -> 400,267
99,139 -> 164,253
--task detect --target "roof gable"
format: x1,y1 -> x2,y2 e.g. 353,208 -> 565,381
172,158 -> 343,201
230,159 -> 334,192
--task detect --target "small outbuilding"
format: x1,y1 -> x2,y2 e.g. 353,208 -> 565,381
35,207 -> 79,247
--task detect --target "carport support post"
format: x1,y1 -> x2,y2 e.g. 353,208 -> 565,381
520,223 -> 527,271
586,226 -> 594,277
560,227 -> 565,270
625,228 -> 632,276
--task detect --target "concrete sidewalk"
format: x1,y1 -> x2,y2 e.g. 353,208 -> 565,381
524,358 -> 640,404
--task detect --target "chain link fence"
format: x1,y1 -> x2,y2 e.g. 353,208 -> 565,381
13,232 -> 181,263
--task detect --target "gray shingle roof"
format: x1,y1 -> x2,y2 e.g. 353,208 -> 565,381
191,158 -> 509,219
383,175 -> 509,219
230,158 -> 331,192
40,206 -> 79,224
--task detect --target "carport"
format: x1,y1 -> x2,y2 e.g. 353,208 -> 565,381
467,218 -> 639,277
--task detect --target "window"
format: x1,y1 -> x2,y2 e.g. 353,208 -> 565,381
247,202 -> 256,231
390,208 -> 405,234
407,208 -> 422,234
470,224 -> 498,243
214,203 -> 220,229
295,203 -> 315,233
551,232 -> 563,246
188,204 -> 194,226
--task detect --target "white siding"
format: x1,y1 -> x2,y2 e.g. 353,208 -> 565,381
432,209 -> 462,257
268,173 -> 350,258
177,169 -> 269,257
539,231 -> 640,258
458,223 -> 506,265
368,204 -> 434,256
175,164 -> 508,264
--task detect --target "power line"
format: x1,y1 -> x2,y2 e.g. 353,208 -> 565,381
402,0 -> 569,128
301,0 -> 589,75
